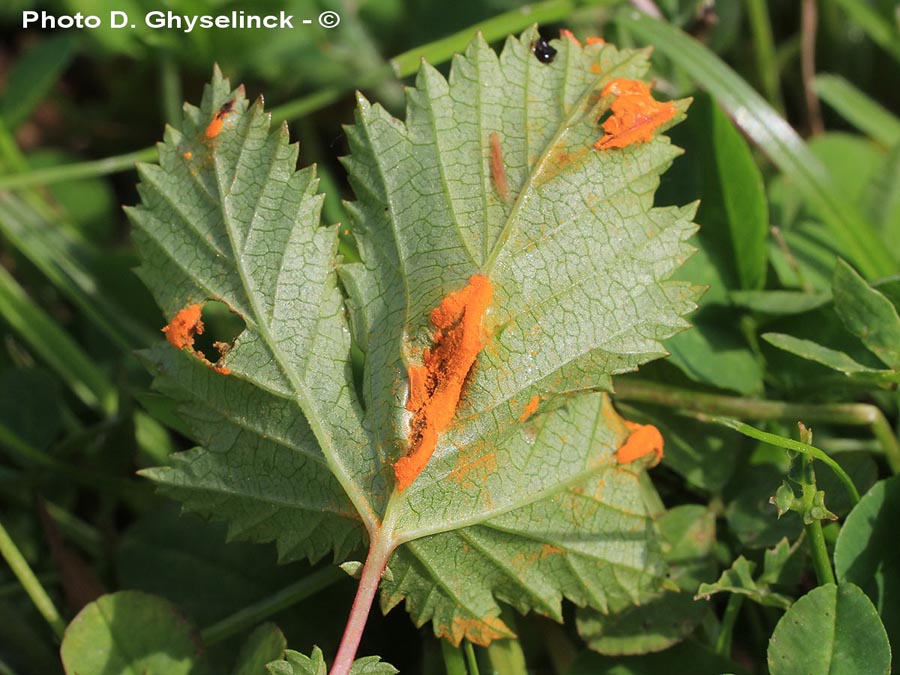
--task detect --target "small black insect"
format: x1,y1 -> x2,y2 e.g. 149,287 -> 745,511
532,38 -> 557,64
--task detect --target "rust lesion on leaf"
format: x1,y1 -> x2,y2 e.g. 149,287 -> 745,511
517,395 -> 540,423
440,614 -> 514,646
449,443 -> 497,505
616,420 -> 664,467
205,97 -> 237,139
395,275 -> 493,491
162,303 -> 231,375
594,78 -> 677,151
488,132 -> 511,204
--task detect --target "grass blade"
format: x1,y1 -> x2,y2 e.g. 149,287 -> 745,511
615,8 -> 897,279
0,265 -> 116,414
831,0 -> 900,63
814,74 -> 900,147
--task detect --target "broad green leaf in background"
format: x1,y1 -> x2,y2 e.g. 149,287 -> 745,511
664,93 -> 768,291
232,623 -> 287,675
576,505 -> 716,655
833,259 -> 900,368
60,591 -> 208,675
834,475 -> 900,655
568,638 -> 748,675
761,333 -> 900,384
131,28 -> 698,648
767,583 -> 891,675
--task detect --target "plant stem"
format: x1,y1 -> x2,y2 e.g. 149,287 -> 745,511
0,519 -> 66,640
715,593 -> 743,656
441,640 -> 468,675
715,418 -> 860,505
800,0 -> 824,135
464,642 -> 481,675
614,379 -> 900,473
806,518 -> 836,585
0,147 -> 158,190
201,566 -> 345,645
159,55 -> 182,127
329,534 -> 395,675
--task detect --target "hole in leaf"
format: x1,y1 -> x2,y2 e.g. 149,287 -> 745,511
192,300 -> 245,363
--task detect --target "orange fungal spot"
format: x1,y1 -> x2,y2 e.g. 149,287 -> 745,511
183,151 -> 193,160
162,304 -> 231,375
489,132 -> 510,203
205,99 -> 236,139
590,63 -> 602,74
616,420 -> 664,467
560,29 -> 581,47
594,78 -> 677,151
395,275 -> 494,491
586,37 -> 606,45
518,395 -> 540,422
162,304 -> 204,350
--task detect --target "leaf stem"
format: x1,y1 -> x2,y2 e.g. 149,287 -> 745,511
806,518 -> 836,585
713,418 -> 860,505
714,593 -> 743,656
0,519 -> 66,640
614,379 -> 900,473
329,533 -> 395,675
0,147 -> 158,190
200,566 -> 345,646
441,640 -> 468,675
465,642 -> 481,675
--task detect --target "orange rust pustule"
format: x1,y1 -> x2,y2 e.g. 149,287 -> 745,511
489,132 -> 510,204
518,395 -> 540,423
394,275 -> 493,491
616,420 -> 664,467
594,78 -> 677,151
560,29 -> 581,47
162,304 -> 204,350
205,99 -> 236,139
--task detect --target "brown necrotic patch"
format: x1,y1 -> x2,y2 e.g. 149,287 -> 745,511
394,275 -> 493,491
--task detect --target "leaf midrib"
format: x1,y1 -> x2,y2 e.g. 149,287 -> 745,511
481,48 -> 646,276
211,136 -> 377,530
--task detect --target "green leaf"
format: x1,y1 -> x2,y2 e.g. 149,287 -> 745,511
267,647 -> 396,675
671,93 -> 768,290
115,509 -> 321,627
767,583 -> 891,675
231,623 -> 287,675
730,290 -> 830,315
813,75 -> 900,147
61,591 -> 209,675
133,29 -> 697,645
762,333 -> 900,384
833,259 -> 900,369
834,475 -> 900,654
576,505 -> 716,655
695,554 -> 793,609
568,639 -> 749,675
